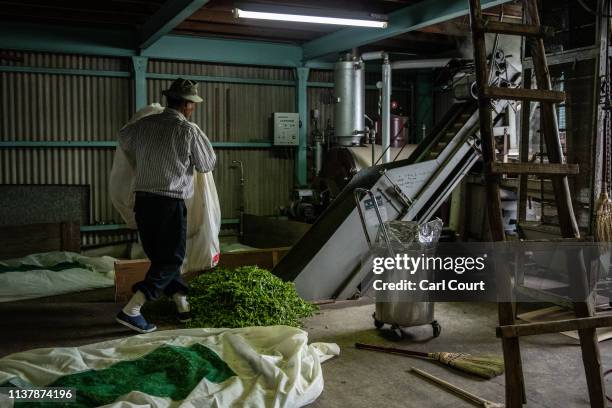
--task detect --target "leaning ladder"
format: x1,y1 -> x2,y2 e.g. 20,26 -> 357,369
468,0 -> 608,406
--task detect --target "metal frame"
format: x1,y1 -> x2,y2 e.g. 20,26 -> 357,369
302,0 -> 511,60
295,67 -> 310,186
139,0 -> 211,49
0,1 -> 448,236
0,141 -> 275,149
81,218 -> 239,232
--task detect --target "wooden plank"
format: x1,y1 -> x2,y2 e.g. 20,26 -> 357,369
497,315 -> 612,338
524,1 -> 579,239
518,69 -> 532,223
524,1 -> 604,405
468,0 -> 525,406
488,162 -> 579,175
60,221 -> 81,253
476,19 -> 554,37
482,86 -> 565,103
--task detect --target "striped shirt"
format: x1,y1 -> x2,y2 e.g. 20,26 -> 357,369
118,108 -> 216,199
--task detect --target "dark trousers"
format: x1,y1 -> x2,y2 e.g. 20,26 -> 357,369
133,192 -> 188,300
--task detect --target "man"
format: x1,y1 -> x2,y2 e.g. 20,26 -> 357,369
116,78 -> 216,333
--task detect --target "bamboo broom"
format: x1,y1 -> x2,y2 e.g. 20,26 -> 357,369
355,343 -> 504,379
595,114 -> 612,242
596,17 -> 612,243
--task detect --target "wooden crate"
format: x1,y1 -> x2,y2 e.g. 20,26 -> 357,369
217,247 -> 290,270
114,259 -> 150,302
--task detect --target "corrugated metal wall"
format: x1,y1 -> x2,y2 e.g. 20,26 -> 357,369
147,60 -> 296,217
0,53 -> 297,245
0,148 -> 116,223
1,52 -> 418,246
0,52 -> 131,232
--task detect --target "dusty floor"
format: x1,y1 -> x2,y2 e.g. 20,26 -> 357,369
0,291 -> 611,407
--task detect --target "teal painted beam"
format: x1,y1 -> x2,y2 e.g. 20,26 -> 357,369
0,22 -> 136,57
140,0 -> 210,49
82,219 -> 238,231
306,81 -> 411,92
0,141 -> 118,148
0,66 -> 130,78
148,72 -> 295,87
302,0 -> 511,60
0,23 -> 303,67
0,141 -> 274,149
0,66 -> 294,87
213,142 -> 274,148
81,224 -> 131,232
295,67 -> 309,187
304,60 -> 335,70
132,56 -> 149,111
142,35 -> 303,67
221,218 -> 240,225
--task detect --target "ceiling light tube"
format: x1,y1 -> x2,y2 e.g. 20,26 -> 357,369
234,8 -> 387,28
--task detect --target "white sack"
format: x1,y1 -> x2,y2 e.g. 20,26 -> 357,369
109,104 -> 220,271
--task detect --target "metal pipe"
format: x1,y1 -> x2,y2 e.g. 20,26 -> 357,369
390,58 -> 451,70
230,160 -> 245,237
361,51 -> 387,61
382,56 -> 392,163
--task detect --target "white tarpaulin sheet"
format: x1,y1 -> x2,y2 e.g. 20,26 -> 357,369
0,251 -> 115,303
0,326 -> 339,407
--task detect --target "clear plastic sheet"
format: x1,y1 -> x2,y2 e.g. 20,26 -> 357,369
375,218 -> 443,251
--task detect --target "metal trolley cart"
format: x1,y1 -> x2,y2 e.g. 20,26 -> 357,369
354,188 -> 442,339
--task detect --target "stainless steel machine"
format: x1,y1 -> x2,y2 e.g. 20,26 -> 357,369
274,47 -> 518,302
354,188 -> 442,338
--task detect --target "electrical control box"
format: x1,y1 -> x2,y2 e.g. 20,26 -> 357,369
273,112 -> 299,146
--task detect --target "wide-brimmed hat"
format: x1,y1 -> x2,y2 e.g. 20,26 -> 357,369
162,78 -> 203,103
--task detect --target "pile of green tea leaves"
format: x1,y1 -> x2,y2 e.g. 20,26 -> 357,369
187,266 -> 317,328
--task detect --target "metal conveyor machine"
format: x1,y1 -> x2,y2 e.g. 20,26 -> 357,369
273,101 -> 483,300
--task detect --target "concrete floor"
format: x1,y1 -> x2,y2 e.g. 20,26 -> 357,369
0,291 -> 611,407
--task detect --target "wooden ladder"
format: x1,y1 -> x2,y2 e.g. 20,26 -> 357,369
468,0 -> 608,407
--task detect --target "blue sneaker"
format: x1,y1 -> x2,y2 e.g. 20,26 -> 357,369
116,311 -> 157,334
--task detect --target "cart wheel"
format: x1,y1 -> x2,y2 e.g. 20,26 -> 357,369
432,321 -> 441,338
372,312 -> 384,329
392,325 -> 404,339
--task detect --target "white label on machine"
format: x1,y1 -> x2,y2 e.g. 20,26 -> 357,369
273,112 -> 299,146
363,195 -> 388,227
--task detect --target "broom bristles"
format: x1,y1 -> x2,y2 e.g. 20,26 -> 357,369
428,352 -> 505,379
595,192 -> 612,242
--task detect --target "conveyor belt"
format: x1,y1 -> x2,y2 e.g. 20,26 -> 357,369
273,101 -> 481,300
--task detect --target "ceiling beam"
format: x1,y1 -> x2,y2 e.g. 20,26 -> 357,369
142,35 -> 303,67
302,0 -> 512,60
0,22 -> 304,67
139,0 -> 211,49
0,22 -> 136,57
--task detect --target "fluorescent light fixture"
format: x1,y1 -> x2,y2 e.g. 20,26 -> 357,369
234,8 -> 388,28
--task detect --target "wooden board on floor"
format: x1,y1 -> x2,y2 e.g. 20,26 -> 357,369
518,306 -> 612,342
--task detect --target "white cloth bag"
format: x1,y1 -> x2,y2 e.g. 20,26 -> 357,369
109,103 -> 221,271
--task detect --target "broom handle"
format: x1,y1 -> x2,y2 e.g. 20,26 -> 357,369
411,367 -> 504,408
355,343 -> 430,358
